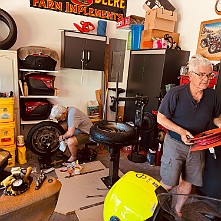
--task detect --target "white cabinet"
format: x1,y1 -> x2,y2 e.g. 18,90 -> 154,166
0,50 -> 20,136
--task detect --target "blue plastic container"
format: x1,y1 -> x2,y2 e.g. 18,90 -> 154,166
131,24 -> 144,50
97,20 -> 107,36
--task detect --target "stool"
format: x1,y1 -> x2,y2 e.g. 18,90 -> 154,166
90,120 -> 137,189
77,141 -> 98,163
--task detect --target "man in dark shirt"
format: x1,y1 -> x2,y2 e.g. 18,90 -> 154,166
157,55 -> 221,217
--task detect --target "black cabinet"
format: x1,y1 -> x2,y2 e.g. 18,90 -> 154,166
124,49 -> 190,122
61,31 -> 106,71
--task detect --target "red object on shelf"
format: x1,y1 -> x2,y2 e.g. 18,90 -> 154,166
180,71 -> 218,88
116,15 -> 144,29
73,21 -> 95,33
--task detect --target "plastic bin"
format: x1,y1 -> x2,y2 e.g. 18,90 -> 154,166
87,101 -> 99,119
0,144 -> 16,167
0,121 -> 15,146
0,97 -> 14,122
131,24 -> 144,50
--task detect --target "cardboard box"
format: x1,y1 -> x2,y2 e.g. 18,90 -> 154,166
140,31 -> 153,49
144,8 -> 177,32
117,15 -> 145,30
140,29 -> 180,48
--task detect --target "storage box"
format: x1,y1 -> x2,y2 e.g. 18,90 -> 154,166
144,8 -> 177,32
117,15 -> 145,30
140,29 -> 180,49
0,121 -> 15,146
0,144 -> 16,167
25,73 -> 55,96
18,46 -> 59,71
0,97 -> 14,123
87,101 -> 99,119
20,99 -> 52,121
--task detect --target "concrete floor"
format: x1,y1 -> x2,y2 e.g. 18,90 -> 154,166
4,145 -> 161,221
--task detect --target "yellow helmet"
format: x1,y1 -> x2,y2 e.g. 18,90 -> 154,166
103,171 -> 166,221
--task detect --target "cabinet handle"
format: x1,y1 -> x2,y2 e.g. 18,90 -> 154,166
81,49 -> 85,62
87,50 -> 91,62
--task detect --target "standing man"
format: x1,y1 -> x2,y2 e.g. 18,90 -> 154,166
157,55 -> 221,217
50,105 -> 93,162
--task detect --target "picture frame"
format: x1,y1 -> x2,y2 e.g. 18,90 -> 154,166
196,18 -> 221,61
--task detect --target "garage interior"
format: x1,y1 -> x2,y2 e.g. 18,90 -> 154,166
1,0 -> 221,221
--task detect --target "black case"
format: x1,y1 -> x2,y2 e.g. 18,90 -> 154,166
19,55 -> 57,71
25,73 -> 55,96
20,99 -> 52,120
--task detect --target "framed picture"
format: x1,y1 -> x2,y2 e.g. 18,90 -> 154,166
215,0 -> 221,15
196,18 -> 221,61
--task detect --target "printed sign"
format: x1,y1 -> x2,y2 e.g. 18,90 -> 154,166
30,0 -> 127,21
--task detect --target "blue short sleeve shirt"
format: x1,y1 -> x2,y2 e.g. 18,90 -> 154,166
158,84 -> 221,141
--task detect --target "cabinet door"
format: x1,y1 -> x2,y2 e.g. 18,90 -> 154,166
84,36 -> 106,71
142,53 -> 165,113
61,32 -> 86,69
0,50 -> 20,136
61,31 -> 106,71
124,52 -> 146,122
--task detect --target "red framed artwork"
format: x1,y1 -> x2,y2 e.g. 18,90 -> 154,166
196,18 -> 221,61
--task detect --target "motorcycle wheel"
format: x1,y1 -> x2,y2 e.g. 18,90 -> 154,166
27,121 -> 65,156
0,8 -> 17,50
208,44 -> 217,54
90,120 -> 137,146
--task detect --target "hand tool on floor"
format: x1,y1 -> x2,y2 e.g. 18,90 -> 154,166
79,201 -> 104,210
86,194 -> 106,198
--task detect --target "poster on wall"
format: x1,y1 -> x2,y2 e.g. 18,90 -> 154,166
30,0 -> 127,21
196,18 -> 221,61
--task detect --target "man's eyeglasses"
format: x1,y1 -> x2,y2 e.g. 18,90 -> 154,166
191,71 -> 215,79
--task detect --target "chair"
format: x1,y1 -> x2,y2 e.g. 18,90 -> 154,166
0,176 -> 61,221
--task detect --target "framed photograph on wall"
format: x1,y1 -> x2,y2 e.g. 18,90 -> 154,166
196,18 -> 221,61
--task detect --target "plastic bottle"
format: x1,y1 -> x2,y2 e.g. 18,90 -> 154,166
23,82 -> 28,96
17,145 -> 27,164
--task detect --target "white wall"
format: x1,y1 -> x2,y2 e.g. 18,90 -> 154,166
1,0 -> 220,117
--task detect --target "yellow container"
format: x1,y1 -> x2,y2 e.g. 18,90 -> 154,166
0,144 -> 16,167
17,145 -> 27,165
0,97 -> 14,122
0,121 -> 15,146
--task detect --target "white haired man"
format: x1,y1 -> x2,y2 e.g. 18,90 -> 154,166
157,55 -> 221,217
50,105 -> 93,162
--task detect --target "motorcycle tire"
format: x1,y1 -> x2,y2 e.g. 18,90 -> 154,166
135,112 -> 155,132
208,44 -> 217,54
90,120 -> 137,146
27,121 -> 65,156
0,8 -> 17,50
200,39 -> 208,48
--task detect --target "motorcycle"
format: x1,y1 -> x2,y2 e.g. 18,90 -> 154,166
208,35 -> 221,54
